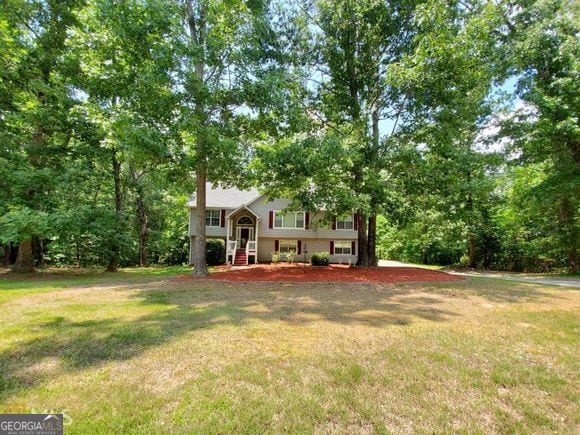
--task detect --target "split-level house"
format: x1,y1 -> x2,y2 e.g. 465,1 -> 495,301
188,183 -> 359,265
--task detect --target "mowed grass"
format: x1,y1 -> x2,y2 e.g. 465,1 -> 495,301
0,268 -> 578,433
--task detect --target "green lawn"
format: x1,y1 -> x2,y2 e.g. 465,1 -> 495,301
0,267 -> 578,433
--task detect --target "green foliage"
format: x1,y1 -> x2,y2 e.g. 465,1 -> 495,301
378,160 -> 573,272
285,250 -> 296,264
499,0 -> 579,272
0,207 -> 50,243
206,239 -> 225,266
271,252 -> 281,264
377,214 -> 465,266
0,0 -> 575,275
310,252 -> 329,267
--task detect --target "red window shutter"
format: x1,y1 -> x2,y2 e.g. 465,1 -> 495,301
351,241 -> 356,255
332,217 -> 336,230
305,212 -> 310,229
221,209 -> 226,227
297,240 -> 302,254
274,240 -> 279,251
269,211 -> 273,229
353,213 -> 358,230
330,240 -> 334,254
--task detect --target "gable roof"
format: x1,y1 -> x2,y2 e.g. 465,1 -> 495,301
187,182 -> 261,208
226,204 -> 261,219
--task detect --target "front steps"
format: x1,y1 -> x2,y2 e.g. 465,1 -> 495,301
233,249 -> 247,266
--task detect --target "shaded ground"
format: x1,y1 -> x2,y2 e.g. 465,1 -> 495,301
184,263 -> 463,283
0,268 -> 578,433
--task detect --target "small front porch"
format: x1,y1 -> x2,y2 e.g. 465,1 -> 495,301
225,205 -> 260,266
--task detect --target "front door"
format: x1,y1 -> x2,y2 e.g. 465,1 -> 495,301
236,227 -> 253,248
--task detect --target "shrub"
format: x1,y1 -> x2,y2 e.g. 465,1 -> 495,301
285,250 -> 296,264
310,252 -> 329,266
206,239 -> 225,265
271,251 -> 281,264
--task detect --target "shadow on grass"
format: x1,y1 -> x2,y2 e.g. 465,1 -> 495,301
0,267 -> 189,293
425,277 -> 559,303
0,277 -> 555,401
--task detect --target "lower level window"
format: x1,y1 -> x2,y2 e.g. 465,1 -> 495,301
279,240 -> 297,254
334,241 -> 352,255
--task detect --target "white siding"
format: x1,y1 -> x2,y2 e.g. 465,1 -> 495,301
189,196 -> 359,264
189,207 -> 231,237
189,236 -> 195,265
249,198 -> 358,240
189,208 -> 196,235
257,237 -> 357,264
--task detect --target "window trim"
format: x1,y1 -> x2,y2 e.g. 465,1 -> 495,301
236,215 -> 254,226
273,210 -> 305,229
278,239 -> 298,254
333,240 -> 352,255
205,209 -> 221,227
336,214 -> 354,231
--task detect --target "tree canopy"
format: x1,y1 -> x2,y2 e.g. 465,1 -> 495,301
0,0 -> 577,274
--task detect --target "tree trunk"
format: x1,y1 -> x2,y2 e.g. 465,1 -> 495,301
14,124 -> 45,274
33,236 -> 45,268
136,187 -> 148,267
468,233 -> 477,268
362,107 -> 380,268
367,214 -> 378,266
13,239 -> 34,273
559,195 -> 577,274
2,244 -> 10,266
187,0 -> 209,277
465,186 -> 477,269
193,171 -> 208,277
76,239 -> 81,268
38,238 -> 44,268
107,149 -> 122,272
356,211 -> 370,266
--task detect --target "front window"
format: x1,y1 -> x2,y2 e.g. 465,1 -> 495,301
274,211 -> 305,229
279,240 -> 297,254
336,215 -> 354,230
334,241 -> 352,255
205,209 -> 220,227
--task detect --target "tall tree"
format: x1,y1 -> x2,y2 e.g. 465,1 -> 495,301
182,0 -> 289,276
256,0 -> 505,266
501,0 -> 579,273
69,0 -> 181,271
0,0 -> 83,272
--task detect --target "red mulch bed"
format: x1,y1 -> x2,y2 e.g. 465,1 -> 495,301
180,263 -> 463,284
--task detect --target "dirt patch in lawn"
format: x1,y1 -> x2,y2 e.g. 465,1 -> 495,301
181,264 -> 463,284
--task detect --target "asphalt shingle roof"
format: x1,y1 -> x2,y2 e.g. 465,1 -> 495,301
187,182 -> 261,208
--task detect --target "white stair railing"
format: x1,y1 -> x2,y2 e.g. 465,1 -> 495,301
245,240 -> 257,266
227,241 -> 237,265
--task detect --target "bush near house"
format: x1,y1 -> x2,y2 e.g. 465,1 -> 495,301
310,252 -> 329,266
206,239 -> 225,265
286,250 -> 296,264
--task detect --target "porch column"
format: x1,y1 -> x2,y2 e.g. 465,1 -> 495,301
255,219 -> 259,263
226,217 -> 230,265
